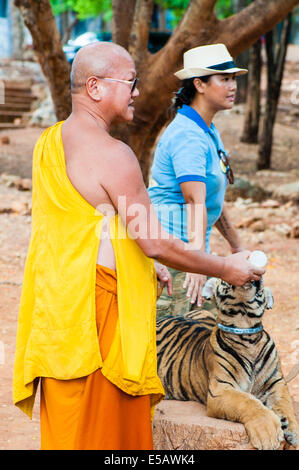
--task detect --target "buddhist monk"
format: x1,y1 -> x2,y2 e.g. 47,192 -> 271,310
13,42 -> 264,450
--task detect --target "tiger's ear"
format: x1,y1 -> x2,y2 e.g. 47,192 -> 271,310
264,287 -> 274,309
201,277 -> 218,299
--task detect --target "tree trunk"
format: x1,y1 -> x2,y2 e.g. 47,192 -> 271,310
11,3 -> 26,61
234,50 -> 249,104
14,0 -> 71,121
257,13 -> 292,170
112,0 -> 137,50
233,0 -> 250,104
241,39 -> 262,143
15,0 -> 299,182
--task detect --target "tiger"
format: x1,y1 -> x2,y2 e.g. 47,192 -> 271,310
156,277 -> 299,450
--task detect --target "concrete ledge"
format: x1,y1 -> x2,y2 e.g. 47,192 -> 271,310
153,400 -> 299,450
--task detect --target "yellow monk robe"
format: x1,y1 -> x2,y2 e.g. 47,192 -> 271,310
40,265 -> 153,450
13,122 -> 164,424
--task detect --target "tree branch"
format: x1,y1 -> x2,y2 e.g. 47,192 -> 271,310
142,0 -> 220,94
179,0 -> 217,26
216,0 -> 299,56
128,0 -> 155,65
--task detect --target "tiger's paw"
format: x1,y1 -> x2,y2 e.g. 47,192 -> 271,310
281,417 -> 299,447
245,410 -> 284,450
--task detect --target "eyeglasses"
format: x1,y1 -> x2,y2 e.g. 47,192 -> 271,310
218,150 -> 234,184
95,76 -> 138,93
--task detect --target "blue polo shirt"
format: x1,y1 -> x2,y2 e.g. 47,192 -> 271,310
148,104 -> 228,253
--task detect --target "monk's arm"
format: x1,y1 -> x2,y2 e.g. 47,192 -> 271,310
100,142 -> 263,285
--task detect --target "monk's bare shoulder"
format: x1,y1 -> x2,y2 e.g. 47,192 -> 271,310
66,120 -> 138,169
91,131 -> 149,207
63,118 -> 144,202
92,131 -> 143,183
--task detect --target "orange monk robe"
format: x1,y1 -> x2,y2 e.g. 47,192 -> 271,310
40,265 -> 153,450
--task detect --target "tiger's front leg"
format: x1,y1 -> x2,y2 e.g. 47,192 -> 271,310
265,377 -> 299,447
207,379 -> 284,450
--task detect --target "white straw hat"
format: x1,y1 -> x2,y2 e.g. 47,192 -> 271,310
174,44 -> 248,80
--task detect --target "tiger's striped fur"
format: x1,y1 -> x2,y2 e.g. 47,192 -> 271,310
156,278 -> 299,450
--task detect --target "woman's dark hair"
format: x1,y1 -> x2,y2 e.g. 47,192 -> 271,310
172,76 -> 211,113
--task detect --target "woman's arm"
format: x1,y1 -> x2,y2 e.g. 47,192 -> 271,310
215,204 -> 244,253
180,180 -> 207,251
179,181 -> 207,306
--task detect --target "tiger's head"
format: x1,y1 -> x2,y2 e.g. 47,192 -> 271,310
202,277 -> 273,325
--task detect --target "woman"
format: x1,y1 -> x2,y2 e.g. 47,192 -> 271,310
148,44 -> 247,317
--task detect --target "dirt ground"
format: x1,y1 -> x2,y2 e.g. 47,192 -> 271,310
0,54 -> 299,450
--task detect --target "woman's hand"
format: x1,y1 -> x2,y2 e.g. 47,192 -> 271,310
154,261 -> 173,296
183,273 -> 207,307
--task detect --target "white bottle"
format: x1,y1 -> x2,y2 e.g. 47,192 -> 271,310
249,250 -> 268,268
242,251 -> 267,289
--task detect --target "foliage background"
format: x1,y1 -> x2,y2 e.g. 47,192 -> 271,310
50,0 -> 241,26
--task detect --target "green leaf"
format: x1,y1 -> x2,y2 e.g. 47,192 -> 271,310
50,0 -> 112,20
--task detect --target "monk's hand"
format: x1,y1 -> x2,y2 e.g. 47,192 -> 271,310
183,273 -> 207,307
154,261 -> 173,296
222,251 -> 265,286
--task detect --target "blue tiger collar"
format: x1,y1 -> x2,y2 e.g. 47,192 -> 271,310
217,323 -> 263,335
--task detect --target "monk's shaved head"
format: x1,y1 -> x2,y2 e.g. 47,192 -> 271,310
71,41 -> 132,93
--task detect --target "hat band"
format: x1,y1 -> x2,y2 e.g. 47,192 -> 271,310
206,60 -> 236,71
